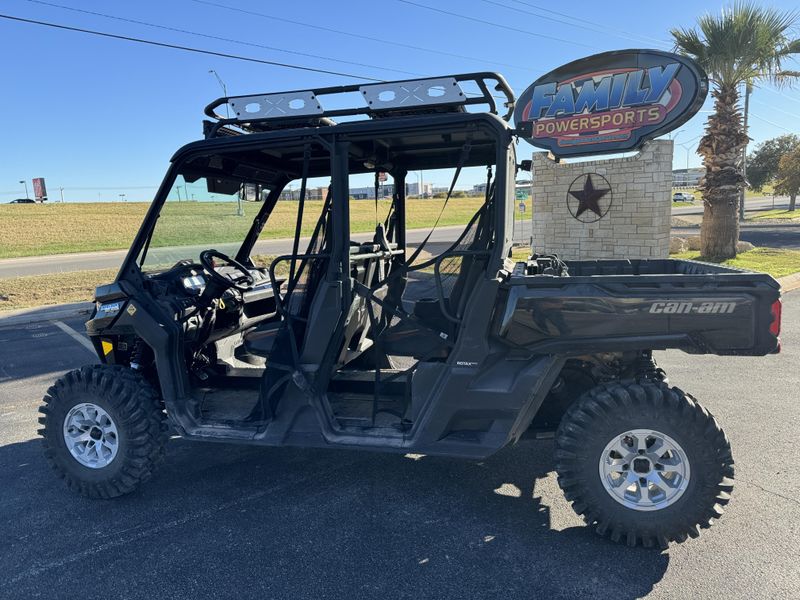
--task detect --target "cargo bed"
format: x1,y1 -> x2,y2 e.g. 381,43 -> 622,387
494,258 -> 781,356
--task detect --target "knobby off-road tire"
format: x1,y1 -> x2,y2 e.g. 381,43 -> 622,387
39,365 -> 168,499
555,380 -> 734,549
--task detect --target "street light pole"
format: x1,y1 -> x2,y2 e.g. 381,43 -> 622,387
208,69 -> 230,118
413,171 -> 424,198
59,187 -> 64,203
669,128 -> 686,142
739,81 -> 751,222
19,180 -> 29,199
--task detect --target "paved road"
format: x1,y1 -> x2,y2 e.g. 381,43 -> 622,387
672,195 -> 790,216
0,222 -> 534,279
672,223 -> 800,250
0,295 -> 797,599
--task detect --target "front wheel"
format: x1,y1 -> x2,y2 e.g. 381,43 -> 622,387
39,365 -> 168,498
555,380 -> 734,548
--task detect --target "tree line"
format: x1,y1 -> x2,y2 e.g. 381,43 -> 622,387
748,134 -> 800,211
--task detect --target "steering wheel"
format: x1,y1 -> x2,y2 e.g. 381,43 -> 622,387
199,249 -> 255,292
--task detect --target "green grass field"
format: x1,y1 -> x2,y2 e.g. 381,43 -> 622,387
671,247 -> 800,278
748,209 -> 800,222
0,199 -> 484,260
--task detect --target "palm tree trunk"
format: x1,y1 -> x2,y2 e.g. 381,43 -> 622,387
697,85 -> 749,260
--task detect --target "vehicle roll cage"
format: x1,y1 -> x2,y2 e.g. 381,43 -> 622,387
203,72 -> 515,138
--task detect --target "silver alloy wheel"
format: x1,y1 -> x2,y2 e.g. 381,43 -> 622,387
598,429 -> 690,512
62,402 -> 119,469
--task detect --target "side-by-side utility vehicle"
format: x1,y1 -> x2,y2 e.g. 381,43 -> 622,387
39,74 -> 782,548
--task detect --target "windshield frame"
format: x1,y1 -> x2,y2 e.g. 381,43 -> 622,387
119,153 -> 291,279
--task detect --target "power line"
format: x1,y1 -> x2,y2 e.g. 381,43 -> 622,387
756,85 -> 800,107
188,0 -> 535,73
749,112 -> 795,133
25,0 -> 420,78
395,0 -> 596,49
750,97 -> 800,121
481,0 -> 670,48
503,0 -> 671,47
0,13 -> 384,82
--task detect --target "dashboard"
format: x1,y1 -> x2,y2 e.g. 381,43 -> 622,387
144,260 -> 279,342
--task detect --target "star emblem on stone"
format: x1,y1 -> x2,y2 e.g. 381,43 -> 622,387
566,174 -> 612,222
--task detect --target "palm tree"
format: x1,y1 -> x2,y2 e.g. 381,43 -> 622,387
671,3 -> 800,259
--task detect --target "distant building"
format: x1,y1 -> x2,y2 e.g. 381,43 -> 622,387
280,186 -> 329,201
405,181 -> 433,198
349,184 -> 394,199
673,168 -> 703,188
472,182 -> 488,195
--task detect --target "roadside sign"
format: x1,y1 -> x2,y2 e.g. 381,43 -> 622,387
514,50 -> 708,158
33,177 -> 47,201
518,202 -> 526,213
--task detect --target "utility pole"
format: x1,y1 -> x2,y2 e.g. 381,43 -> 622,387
19,180 -> 29,199
209,69 -> 230,118
59,187 -> 64,203
739,82 -> 751,222
176,186 -> 182,202
119,193 -> 126,202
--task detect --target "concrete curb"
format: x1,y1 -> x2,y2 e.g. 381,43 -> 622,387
671,223 -> 800,230
778,273 -> 800,294
0,302 -> 93,328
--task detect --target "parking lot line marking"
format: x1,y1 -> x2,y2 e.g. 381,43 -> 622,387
52,320 -> 95,355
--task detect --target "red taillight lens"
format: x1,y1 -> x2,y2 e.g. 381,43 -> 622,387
770,299 -> 782,337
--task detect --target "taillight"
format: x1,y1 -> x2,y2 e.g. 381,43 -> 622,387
770,299 -> 782,337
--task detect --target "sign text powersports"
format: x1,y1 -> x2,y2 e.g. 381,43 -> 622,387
514,50 -> 708,158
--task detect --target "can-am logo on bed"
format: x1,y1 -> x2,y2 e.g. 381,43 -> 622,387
514,50 -> 708,158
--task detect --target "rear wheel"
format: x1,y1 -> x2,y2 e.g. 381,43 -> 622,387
39,365 -> 168,498
555,380 -> 734,548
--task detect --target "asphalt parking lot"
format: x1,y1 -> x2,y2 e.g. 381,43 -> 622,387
1,296 -> 798,599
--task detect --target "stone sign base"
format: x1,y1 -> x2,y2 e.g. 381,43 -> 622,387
530,140 -> 673,260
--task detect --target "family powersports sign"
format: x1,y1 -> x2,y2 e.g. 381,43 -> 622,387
514,50 -> 708,158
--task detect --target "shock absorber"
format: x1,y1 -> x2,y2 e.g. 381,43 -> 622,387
636,350 -> 668,383
130,338 -> 148,371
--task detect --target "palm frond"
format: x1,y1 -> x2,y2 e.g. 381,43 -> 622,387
670,2 -> 800,88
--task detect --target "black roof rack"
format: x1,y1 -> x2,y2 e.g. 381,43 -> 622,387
203,72 -> 514,138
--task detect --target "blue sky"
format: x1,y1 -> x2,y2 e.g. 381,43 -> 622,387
1,0 -> 798,201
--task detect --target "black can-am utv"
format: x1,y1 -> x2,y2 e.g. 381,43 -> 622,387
39,74 -> 782,548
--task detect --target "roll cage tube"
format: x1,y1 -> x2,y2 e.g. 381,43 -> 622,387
118,165 -> 179,279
